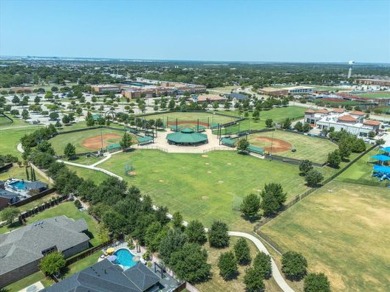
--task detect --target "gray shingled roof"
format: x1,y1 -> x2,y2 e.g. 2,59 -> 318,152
0,189 -> 19,200
44,260 -> 161,292
228,93 -> 249,100
0,216 -> 89,275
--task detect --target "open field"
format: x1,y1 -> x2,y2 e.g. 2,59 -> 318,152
195,237 -> 281,292
0,202 -> 102,246
0,165 -> 50,185
66,165 -> 110,184
0,115 -> 13,125
336,147 -> 389,187
50,128 -> 125,154
221,106 -> 306,133
248,131 -> 338,164
261,181 -> 390,291
141,111 -> 239,126
356,92 -> 390,99
98,150 -> 309,230
0,124 -> 42,157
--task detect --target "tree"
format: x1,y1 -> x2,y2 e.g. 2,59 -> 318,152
252,110 -> 260,121
305,169 -> 323,187
327,150 -> 341,168
302,123 -> 311,132
237,138 -> 250,154
299,160 -> 313,175
351,138 -> 366,153
244,267 -> 265,291
172,211 -> 183,229
1,207 -> 20,225
168,99 -> 176,111
218,251 -> 238,280
282,118 -> 292,129
49,112 -> 59,121
45,91 -> 53,99
185,220 -> 207,245
159,229 -> 188,265
22,109 -> 29,120
240,193 -> 261,220
120,132 -> 133,149
34,96 -> 41,104
282,251 -> 307,281
338,140 -> 351,160
86,112 -> 95,126
234,238 -> 251,265
304,273 -> 331,292
208,221 -> 230,248
170,242 -> 211,283
212,102 -> 219,111
102,210 -> 127,238
265,119 -> 273,128
64,143 -> 76,160
294,121 -> 303,132
39,251 -> 66,276
12,95 -> 20,104
260,183 -> 287,217
253,252 -> 272,279
62,115 -> 70,125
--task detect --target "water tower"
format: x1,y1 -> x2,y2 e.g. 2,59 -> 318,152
348,60 -> 355,79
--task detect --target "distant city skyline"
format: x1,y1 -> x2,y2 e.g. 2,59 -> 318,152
1,0 -> 389,63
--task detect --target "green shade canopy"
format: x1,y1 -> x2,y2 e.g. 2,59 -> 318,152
167,128 -> 208,145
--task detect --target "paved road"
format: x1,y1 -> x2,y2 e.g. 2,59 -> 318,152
229,231 -> 294,292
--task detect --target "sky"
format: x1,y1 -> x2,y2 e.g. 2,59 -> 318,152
0,0 -> 389,63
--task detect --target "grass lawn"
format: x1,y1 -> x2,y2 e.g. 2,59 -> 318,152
66,165 -> 110,184
97,150 -> 308,230
0,202 -> 102,246
248,131 -> 338,164
50,128 -> 125,154
336,147 -> 389,187
0,125 -> 42,157
71,155 -> 105,166
64,251 -> 102,277
220,106 -> 306,133
195,237 -> 281,292
0,165 -> 50,185
141,111 -> 239,125
0,115 -> 13,126
356,92 -> 390,99
261,181 -> 390,291
3,271 -> 54,292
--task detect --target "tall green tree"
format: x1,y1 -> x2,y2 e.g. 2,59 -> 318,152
305,169 -> 324,187
120,132 -> 133,149
304,273 -> 331,292
244,267 -> 265,291
172,212 -> 183,229
169,242 -> 210,283
39,252 -> 66,276
253,252 -> 272,279
185,220 -> 207,245
282,251 -> 307,281
260,183 -> 287,217
234,238 -> 251,265
218,251 -> 238,280
1,207 -> 20,225
240,193 -> 261,220
208,221 -> 230,248
237,138 -> 250,154
265,119 -> 273,128
327,150 -> 341,168
299,160 -> 313,175
64,143 -> 76,160
86,112 -> 95,126
159,229 -> 188,265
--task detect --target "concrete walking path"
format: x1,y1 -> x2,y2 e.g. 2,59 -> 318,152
229,231 -> 294,292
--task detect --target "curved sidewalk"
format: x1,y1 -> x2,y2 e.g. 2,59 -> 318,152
229,231 -> 294,292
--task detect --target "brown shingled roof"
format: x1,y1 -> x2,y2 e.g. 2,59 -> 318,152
305,109 -> 316,114
350,111 -> 365,116
363,120 -> 381,126
338,115 -> 357,123
332,108 -> 345,113
315,109 -> 329,114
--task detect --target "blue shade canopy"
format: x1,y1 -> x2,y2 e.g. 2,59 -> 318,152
371,154 -> 390,162
373,165 -> 390,174
381,147 -> 390,153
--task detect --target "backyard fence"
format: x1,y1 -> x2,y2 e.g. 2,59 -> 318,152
0,163 -> 13,172
11,188 -> 56,208
65,239 -> 114,266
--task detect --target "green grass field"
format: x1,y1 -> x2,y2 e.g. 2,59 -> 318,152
50,128 -> 125,154
66,165 -> 110,184
261,181 -> 390,291
248,131 -> 338,164
336,147 -> 389,187
356,92 -> 390,99
97,150 -> 309,231
0,165 -> 50,186
0,125 -> 43,157
141,111 -> 239,126
0,115 -> 13,125
220,106 -> 306,133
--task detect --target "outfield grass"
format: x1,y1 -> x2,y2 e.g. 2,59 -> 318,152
261,181 -> 390,291
195,237 -> 281,292
50,128 -> 125,154
0,202 -> 102,246
220,106 -> 306,133
248,131 -> 338,164
356,92 -> 390,99
140,111 -> 239,125
98,150 -> 309,230
336,147 -> 389,187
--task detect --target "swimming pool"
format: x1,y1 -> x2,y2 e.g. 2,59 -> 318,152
9,181 -> 26,190
114,249 -> 136,269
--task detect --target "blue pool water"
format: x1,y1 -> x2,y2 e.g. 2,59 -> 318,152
114,249 -> 136,269
10,181 -> 26,190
